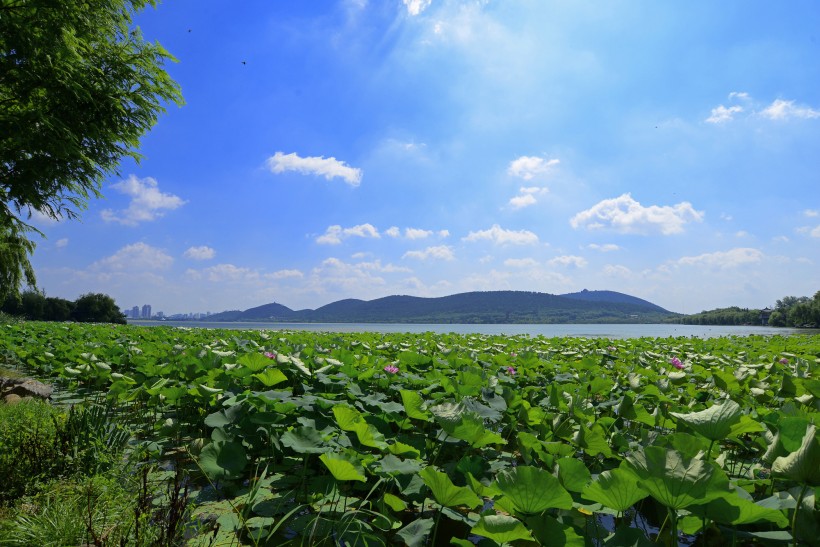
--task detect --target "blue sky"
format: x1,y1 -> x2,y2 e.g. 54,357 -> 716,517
28,0 -> 820,315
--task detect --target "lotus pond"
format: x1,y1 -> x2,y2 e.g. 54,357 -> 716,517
1,321 -> 818,546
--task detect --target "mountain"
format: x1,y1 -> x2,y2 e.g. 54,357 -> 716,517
204,290 -> 677,324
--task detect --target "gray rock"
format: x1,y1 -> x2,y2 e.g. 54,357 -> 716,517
0,377 -> 53,400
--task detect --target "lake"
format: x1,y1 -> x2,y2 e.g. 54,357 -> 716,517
126,320 -> 819,339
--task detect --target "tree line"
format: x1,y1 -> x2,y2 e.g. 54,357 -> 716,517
1,291 -> 125,324
678,290 -> 820,327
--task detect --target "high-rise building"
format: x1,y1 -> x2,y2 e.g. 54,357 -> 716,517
131,306 -> 140,319
141,304 -> 152,319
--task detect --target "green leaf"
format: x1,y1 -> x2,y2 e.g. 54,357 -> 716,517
670,399 -> 742,441
319,452 -> 366,482
400,389 -> 432,421
494,465 -> 573,515
280,426 -> 330,454
252,368 -> 288,387
383,492 -> 407,512
526,514 -> 586,546
687,493 -> 789,527
419,467 -> 482,509
772,424 -> 820,486
471,515 -> 534,544
198,441 -> 247,480
396,518 -> 435,547
625,446 -> 717,510
333,405 -> 364,431
582,468 -> 648,513
556,457 -> 592,493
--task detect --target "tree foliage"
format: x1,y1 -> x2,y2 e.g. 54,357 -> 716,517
0,0 -> 182,294
72,293 -> 126,324
1,289 -> 126,323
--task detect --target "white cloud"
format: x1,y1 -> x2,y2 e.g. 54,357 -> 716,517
549,255 -> 587,268
438,229 -> 450,238
266,151 -> 362,186
812,226 -> 820,238
504,258 -> 539,268
26,208 -> 63,225
269,269 -> 304,280
804,209 -> 819,218
316,223 -> 380,244
463,224 -> 539,245
385,226 -> 401,238
403,0 -> 432,16
728,91 -> 749,101
676,247 -> 764,269
772,235 -> 790,243
603,264 -> 632,277
706,105 -> 743,124
508,193 -> 537,209
403,245 -> 455,261
101,176 -> 185,226
183,246 -> 216,260
760,99 -> 820,120
570,194 -> 704,235
55,238 -> 69,248
92,242 -> 173,271
507,156 -> 559,180
735,231 -> 748,238
405,228 -> 433,240
202,264 -> 259,282
587,243 -> 620,252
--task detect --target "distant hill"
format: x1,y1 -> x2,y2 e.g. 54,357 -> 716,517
205,290 -> 677,324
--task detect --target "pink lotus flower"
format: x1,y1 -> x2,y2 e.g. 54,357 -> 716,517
383,364 -> 399,374
669,357 -> 684,369
506,366 -> 516,375
264,352 -> 277,359
607,346 -> 616,353
779,357 -> 789,365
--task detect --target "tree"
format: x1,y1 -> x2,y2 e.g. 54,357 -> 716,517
0,0 -> 183,295
72,293 -> 126,324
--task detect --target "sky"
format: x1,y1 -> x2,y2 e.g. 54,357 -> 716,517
27,0 -> 820,316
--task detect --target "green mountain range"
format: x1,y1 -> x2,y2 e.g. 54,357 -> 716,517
204,289 -> 678,324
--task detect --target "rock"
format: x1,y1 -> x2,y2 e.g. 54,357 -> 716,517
0,377 -> 53,400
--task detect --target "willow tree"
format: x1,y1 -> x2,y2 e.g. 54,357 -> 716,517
0,0 -> 183,298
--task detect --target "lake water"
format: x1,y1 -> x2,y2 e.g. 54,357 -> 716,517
126,320 -> 818,339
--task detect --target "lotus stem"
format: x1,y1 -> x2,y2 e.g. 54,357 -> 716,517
792,483 -> 808,547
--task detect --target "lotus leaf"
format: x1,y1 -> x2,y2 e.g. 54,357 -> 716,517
669,399 -> 742,441
494,465 -> 573,515
419,467 -> 482,509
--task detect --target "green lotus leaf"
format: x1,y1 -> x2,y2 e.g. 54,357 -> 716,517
471,515 -> 534,544
494,465 -> 573,515
625,446 -> 717,510
777,416 -> 812,452
669,399 -> 742,441
252,368 -> 288,387
319,452 -> 366,482
582,468 -> 648,513
396,518 -> 434,547
382,492 -> 407,512
378,454 -> 423,475
419,467 -> 482,509
525,514 -> 585,546
772,424 -> 820,486
687,493 -> 789,527
198,441 -> 247,480
279,426 -> 331,454
400,390 -> 432,421
556,457 -> 591,493
333,404 -> 364,431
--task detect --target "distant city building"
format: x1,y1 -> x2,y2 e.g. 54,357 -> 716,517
141,304 -> 152,319
155,311 -> 164,319
131,306 -> 140,319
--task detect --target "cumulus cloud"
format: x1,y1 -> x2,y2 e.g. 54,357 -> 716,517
183,246 -> 216,260
406,228 -> 433,240
316,223 -> 380,244
548,255 -> 587,268
266,151 -> 362,186
403,0 -> 432,16
55,238 -> 69,248
803,209 -> 819,218
706,105 -> 743,123
385,226 -> 401,238
587,243 -> 620,252
92,242 -> 173,271
812,226 -> 820,238
728,91 -> 749,101
269,269 -> 304,279
101,176 -> 186,226
676,247 -> 763,269
403,245 -> 455,261
463,224 -> 539,245
570,194 -> 704,235
603,264 -> 632,277
504,258 -> 539,268
760,99 -> 820,120
201,263 -> 259,282
508,186 -> 549,210
507,156 -> 559,180
384,227 -> 448,239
